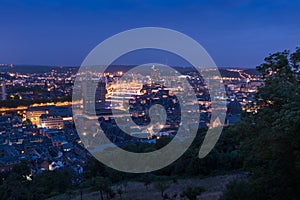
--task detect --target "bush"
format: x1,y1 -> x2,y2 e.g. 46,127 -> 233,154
220,180 -> 252,200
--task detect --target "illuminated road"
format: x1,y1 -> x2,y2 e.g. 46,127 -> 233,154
0,101 -> 77,112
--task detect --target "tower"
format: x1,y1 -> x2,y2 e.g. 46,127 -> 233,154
151,65 -> 160,84
0,79 -> 6,101
82,78 -> 107,114
95,81 -> 107,111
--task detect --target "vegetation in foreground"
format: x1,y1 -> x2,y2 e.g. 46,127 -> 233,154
221,47 -> 300,200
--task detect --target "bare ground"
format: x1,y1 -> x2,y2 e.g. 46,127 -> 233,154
48,172 -> 247,200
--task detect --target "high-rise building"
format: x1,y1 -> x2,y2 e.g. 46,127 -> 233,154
95,81 -> 107,111
151,65 -> 160,84
0,80 -> 6,101
82,79 -> 107,114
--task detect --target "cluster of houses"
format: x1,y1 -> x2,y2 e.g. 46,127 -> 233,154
0,106 -> 91,183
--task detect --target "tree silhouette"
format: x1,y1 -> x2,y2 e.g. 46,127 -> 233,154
222,47 -> 300,199
154,180 -> 171,199
180,186 -> 205,200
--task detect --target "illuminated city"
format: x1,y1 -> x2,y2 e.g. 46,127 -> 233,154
0,0 -> 299,199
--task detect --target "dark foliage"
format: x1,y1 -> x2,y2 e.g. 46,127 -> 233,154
222,47 -> 300,200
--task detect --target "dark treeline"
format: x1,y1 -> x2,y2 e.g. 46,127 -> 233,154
0,161 -> 72,200
221,48 -> 300,200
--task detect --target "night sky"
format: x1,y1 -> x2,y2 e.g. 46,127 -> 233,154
1,0 -> 300,67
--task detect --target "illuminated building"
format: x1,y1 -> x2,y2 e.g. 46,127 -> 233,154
151,65 -> 160,84
0,80 -> 6,100
26,106 -> 55,126
82,79 -> 107,114
40,114 -> 64,129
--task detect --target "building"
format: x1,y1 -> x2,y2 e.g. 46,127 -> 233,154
26,106 -> 55,126
53,106 -> 73,122
40,114 -> 64,129
82,79 -> 106,114
95,81 -> 107,112
0,79 -> 6,100
51,135 -> 67,147
151,65 -> 160,84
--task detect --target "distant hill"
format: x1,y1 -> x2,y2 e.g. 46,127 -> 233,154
0,64 -> 260,77
0,65 -> 79,74
243,68 -> 262,76
0,65 -> 52,73
219,69 -> 240,78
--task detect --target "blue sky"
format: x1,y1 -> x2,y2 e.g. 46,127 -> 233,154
0,0 -> 299,67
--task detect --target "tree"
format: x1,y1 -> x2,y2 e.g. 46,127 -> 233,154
154,180 -> 171,199
91,177 -> 105,200
23,119 -> 32,125
29,170 -> 72,198
220,180 -> 252,200
66,190 -> 75,200
0,172 -> 27,200
141,174 -> 153,190
91,176 -> 114,200
11,160 -> 31,180
0,160 -> 31,200
180,186 -> 205,200
242,48 -> 300,199
116,185 -> 124,200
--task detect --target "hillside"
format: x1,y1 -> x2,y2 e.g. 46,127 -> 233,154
48,173 -> 247,200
